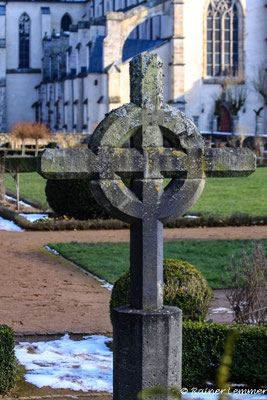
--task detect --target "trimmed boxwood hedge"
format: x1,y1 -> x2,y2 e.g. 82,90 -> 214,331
183,321 -> 267,388
110,259 -> 213,322
45,179 -> 111,220
0,325 -> 16,395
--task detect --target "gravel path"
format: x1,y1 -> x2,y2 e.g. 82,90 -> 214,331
1,226 -> 267,333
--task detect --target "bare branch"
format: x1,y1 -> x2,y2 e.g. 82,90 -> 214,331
253,66 -> 267,106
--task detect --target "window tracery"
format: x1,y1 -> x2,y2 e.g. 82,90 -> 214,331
206,0 -> 240,77
19,13 -> 30,68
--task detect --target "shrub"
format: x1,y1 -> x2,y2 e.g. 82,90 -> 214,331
30,122 -> 50,156
0,325 -> 16,395
226,241 -> 267,325
10,121 -> 33,141
45,179 -> 111,220
110,258 -> 212,322
30,122 -> 50,140
183,320 -> 267,388
10,122 -> 33,156
10,121 -> 50,156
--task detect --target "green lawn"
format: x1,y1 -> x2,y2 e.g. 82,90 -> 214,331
5,167 -> 267,216
48,239 -> 267,289
5,172 -> 49,208
190,167 -> 267,216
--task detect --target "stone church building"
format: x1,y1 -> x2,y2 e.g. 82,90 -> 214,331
0,0 -> 266,135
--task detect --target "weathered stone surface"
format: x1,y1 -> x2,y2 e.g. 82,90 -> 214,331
39,147 -> 256,180
113,306 -> 182,400
130,53 -> 163,111
37,53 -> 256,399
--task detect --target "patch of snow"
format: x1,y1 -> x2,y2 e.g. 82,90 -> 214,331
184,215 -> 200,219
19,213 -> 48,222
98,280 -> 113,291
45,245 -> 113,291
0,216 -> 24,231
15,334 -> 113,393
45,245 -> 60,255
5,194 -> 32,208
16,335 -> 267,399
211,307 -> 234,314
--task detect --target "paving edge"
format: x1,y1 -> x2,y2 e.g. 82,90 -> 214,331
14,331 -> 112,337
14,331 -> 113,345
0,394 -> 111,400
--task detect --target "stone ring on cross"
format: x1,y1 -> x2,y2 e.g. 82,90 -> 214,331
88,101 -> 207,224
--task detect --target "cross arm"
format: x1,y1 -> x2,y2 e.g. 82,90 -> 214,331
204,148 -> 256,177
37,147 -> 256,181
37,149 -> 97,180
37,147 -> 146,180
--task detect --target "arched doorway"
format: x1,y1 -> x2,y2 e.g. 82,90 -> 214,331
219,105 -> 232,133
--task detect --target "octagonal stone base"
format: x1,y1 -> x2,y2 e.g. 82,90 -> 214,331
113,305 -> 182,400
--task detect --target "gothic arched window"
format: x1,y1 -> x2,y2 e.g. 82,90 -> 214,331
206,0 -> 240,77
61,13 -> 72,32
19,13 -> 30,69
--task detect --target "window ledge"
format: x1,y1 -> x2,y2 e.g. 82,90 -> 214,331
203,77 -> 245,85
7,68 -> 41,74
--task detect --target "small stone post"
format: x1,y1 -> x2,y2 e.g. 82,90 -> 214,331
37,54 -> 256,400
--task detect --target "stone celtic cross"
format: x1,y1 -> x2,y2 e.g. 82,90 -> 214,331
38,53 -> 256,399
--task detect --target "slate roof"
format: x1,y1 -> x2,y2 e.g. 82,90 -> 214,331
88,36 -> 167,73
122,38 -> 167,62
89,36 -> 104,73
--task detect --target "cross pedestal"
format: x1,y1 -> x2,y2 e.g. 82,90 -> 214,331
38,54 -> 256,400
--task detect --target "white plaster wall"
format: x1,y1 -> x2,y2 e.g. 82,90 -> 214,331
77,29 -> 91,72
87,73 -> 108,132
6,73 -> 40,129
41,13 -> 51,39
64,79 -> 73,131
0,13 -> 5,38
241,0 -> 266,134
119,63 -> 130,105
151,42 -> 171,104
5,2 -> 86,70
183,0 -> 266,134
0,48 -> 6,77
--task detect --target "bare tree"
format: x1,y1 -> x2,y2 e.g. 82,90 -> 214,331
221,77 -> 247,116
253,66 -> 267,106
31,122 -> 50,156
226,241 -> 267,326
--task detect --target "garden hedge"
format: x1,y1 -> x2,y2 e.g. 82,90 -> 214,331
182,321 -> 267,388
0,325 -> 16,394
45,179 -> 111,220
